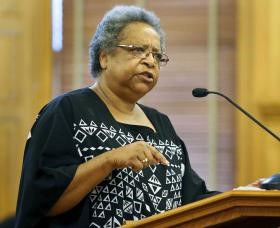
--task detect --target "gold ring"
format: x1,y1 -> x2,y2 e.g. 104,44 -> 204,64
141,158 -> 148,163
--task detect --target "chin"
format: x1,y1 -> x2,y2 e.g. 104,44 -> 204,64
133,84 -> 154,96
127,88 -> 150,102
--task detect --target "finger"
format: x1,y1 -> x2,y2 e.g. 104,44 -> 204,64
248,178 -> 264,187
139,156 -> 150,168
148,145 -> 169,166
135,144 -> 152,166
253,178 -> 266,187
137,153 -> 148,165
130,160 -> 144,172
142,146 -> 157,166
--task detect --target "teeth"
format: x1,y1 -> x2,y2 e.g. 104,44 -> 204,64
144,73 -> 152,78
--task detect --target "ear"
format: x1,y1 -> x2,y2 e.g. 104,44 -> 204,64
99,50 -> 108,70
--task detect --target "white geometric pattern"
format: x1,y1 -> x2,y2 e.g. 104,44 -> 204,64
73,119 -> 184,227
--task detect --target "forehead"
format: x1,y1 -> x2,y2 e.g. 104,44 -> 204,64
118,22 -> 161,49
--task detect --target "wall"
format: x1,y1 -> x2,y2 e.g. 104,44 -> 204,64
236,0 -> 280,185
0,0 -> 52,219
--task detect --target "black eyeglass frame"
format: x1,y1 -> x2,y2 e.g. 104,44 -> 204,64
116,44 -> 169,66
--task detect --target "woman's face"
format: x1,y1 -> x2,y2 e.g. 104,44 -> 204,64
99,22 -> 161,102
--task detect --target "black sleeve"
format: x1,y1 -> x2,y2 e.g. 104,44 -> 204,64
15,97 -> 82,228
180,139 -> 221,205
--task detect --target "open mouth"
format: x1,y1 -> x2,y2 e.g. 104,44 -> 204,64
138,71 -> 154,80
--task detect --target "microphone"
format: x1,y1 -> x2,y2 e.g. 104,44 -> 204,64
192,88 -> 280,141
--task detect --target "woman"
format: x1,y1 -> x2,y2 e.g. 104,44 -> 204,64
15,5 -> 218,228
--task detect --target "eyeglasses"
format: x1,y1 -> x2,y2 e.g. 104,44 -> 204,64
116,44 -> 169,66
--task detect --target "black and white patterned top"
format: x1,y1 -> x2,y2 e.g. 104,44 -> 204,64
15,88 -> 217,228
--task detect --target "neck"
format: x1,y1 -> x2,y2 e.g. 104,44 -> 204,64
91,82 -> 136,114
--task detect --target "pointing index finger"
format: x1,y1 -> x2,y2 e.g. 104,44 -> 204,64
148,144 -> 169,166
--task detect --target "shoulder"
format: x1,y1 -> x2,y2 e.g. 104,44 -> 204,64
139,103 -> 183,145
32,88 -> 93,126
139,103 -> 172,125
40,87 -> 94,113
139,103 -> 168,118
53,87 -> 94,105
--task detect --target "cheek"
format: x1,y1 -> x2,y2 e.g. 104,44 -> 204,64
110,55 -> 137,74
107,60 -> 127,77
154,69 -> 160,82
117,60 -> 141,78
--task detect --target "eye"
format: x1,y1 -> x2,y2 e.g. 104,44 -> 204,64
131,46 -> 145,55
153,53 -> 163,62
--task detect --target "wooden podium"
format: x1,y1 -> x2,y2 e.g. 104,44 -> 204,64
122,190 -> 280,227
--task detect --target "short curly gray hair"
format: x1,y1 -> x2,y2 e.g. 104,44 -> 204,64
89,5 -> 166,78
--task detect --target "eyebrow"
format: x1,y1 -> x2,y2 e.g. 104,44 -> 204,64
140,44 -> 160,52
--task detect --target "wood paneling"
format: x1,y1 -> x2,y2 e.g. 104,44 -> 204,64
0,31 -> 19,101
0,0 -> 51,219
123,190 -> 280,227
236,0 -> 280,185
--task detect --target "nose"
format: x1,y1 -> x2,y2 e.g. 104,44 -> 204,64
142,51 -> 156,67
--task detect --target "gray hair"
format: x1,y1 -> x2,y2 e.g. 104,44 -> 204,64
89,5 -> 166,78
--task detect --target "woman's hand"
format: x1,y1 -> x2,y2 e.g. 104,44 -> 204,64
48,141 -> 169,216
106,141 -> 169,172
247,178 -> 266,188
